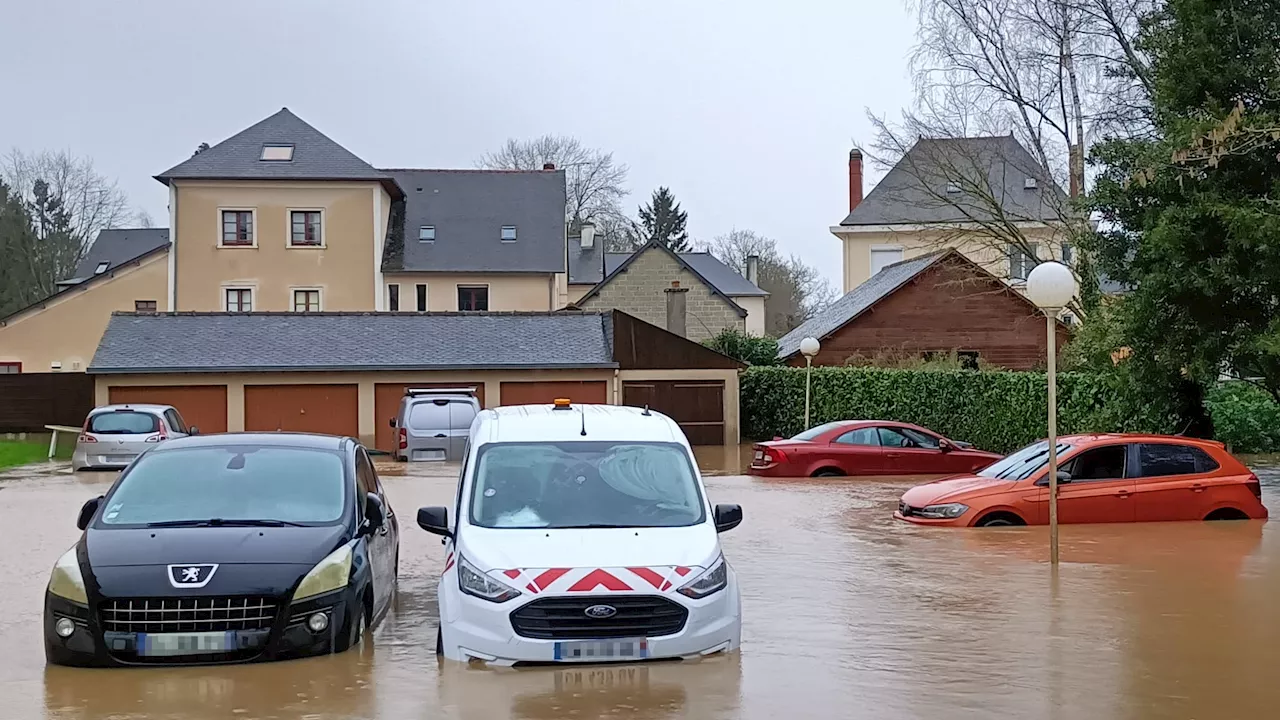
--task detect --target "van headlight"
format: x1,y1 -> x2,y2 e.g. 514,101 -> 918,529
458,555 -> 522,603
677,555 -> 728,599
917,503 -> 969,519
293,544 -> 353,602
48,547 -> 88,604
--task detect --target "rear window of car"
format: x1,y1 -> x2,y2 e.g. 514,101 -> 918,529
1137,444 -> 1219,477
792,422 -> 846,441
88,411 -> 160,435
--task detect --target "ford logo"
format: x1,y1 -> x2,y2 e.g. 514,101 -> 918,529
584,604 -> 617,619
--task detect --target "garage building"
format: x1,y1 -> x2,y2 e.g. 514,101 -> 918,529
88,310 -> 742,450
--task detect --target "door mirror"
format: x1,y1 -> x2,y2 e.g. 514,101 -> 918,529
1035,471 -> 1074,486
189,426 -> 200,436
363,493 -> 385,531
938,439 -> 954,453
713,504 -> 743,533
77,496 -> 102,530
417,506 -> 452,538
388,418 -> 397,428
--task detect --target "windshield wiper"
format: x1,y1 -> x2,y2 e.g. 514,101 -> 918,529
555,523 -> 639,529
146,518 -> 307,528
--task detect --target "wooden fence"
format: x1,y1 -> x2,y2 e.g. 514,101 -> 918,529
0,373 -> 95,433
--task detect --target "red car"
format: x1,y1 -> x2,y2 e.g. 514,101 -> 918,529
749,420 -> 1002,477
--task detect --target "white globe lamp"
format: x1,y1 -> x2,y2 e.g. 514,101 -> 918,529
1026,261 -> 1078,310
799,337 -> 821,358
799,337 -> 820,431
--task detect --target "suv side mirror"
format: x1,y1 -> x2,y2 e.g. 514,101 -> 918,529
77,496 -> 102,530
713,504 -> 742,533
363,493 -> 385,531
417,506 -> 452,538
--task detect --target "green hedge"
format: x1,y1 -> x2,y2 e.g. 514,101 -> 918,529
740,366 -> 1175,454
1205,382 -> 1280,454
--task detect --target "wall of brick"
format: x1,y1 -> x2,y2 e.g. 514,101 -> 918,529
577,247 -> 744,342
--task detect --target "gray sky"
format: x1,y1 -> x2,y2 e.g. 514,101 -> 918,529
2,0 -> 914,287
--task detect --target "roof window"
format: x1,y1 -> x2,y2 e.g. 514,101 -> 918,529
94,261 -> 109,275
945,183 -> 961,194
501,225 -> 517,242
419,226 -> 435,242
260,144 -> 294,161
1024,177 -> 1038,189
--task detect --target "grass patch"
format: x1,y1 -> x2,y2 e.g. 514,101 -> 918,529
0,437 -> 74,470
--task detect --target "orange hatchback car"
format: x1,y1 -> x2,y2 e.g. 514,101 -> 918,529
895,434 -> 1267,526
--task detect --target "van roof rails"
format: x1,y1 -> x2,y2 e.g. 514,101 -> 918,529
406,387 -> 477,396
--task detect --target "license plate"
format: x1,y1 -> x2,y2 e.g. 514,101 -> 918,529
753,450 -> 763,460
106,454 -> 135,463
138,631 -> 235,656
555,665 -> 647,690
554,638 -> 648,662
412,449 -> 447,462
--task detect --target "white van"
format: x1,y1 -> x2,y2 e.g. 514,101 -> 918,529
416,400 -> 743,666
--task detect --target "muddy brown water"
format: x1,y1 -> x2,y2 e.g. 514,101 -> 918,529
2,446 -> 1279,719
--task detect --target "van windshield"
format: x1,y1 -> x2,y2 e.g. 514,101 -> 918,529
469,441 -> 705,529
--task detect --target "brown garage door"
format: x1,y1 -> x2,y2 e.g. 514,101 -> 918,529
108,385 -> 229,434
244,384 -> 359,437
499,380 -> 608,407
623,381 -> 724,445
373,382 -> 486,453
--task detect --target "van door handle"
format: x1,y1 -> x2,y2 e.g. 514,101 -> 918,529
434,434 -> 447,438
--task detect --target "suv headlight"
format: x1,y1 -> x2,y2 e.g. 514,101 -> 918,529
457,555 -> 521,603
48,547 -> 87,604
917,503 -> 969,519
294,544 -> 353,602
677,555 -> 728,599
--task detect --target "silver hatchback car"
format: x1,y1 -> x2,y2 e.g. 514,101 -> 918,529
72,404 -> 195,471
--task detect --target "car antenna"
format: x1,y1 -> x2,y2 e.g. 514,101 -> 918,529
642,404 -> 652,416
580,407 -> 588,436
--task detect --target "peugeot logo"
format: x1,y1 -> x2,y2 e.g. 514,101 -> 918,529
167,564 -> 218,588
584,604 -> 617,619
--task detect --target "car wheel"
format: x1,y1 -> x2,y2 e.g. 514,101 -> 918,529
348,604 -> 368,650
435,626 -> 443,657
975,513 -> 1024,527
812,468 -> 844,478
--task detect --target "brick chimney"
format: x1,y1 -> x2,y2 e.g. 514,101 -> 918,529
745,255 -> 760,285
849,148 -> 864,212
542,162 -> 556,171
664,281 -> 688,337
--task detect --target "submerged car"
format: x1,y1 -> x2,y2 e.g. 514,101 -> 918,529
895,433 -> 1267,526
417,399 -> 743,666
45,433 -> 399,667
73,404 -> 195,471
749,420 -> 1000,477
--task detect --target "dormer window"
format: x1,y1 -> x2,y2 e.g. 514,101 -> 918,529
501,225 -> 517,242
260,144 -> 294,161
94,261 -> 109,275
419,226 -> 435,242
1024,177 -> 1039,189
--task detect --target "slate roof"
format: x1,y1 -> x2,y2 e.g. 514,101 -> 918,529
61,228 -> 170,285
567,244 -> 767,297
155,108 -> 397,194
381,169 -> 567,273
840,136 -> 1065,226
776,252 -> 951,358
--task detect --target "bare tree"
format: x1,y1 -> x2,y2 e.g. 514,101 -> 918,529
2,149 -> 136,253
478,135 -> 631,248
702,230 -> 836,336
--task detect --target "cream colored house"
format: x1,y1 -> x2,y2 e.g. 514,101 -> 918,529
831,138 -> 1074,297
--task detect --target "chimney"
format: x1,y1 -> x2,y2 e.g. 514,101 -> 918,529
664,281 -> 689,337
745,254 -> 760,285
580,222 -> 596,249
543,162 -> 556,171
848,148 -> 864,212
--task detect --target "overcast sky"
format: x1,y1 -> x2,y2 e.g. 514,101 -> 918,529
2,1 -> 915,287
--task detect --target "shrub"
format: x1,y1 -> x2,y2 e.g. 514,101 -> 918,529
702,329 -> 781,366
1205,382 -> 1280,454
740,365 -> 1176,453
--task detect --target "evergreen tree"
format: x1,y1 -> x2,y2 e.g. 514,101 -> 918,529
637,187 -> 690,252
28,179 -> 83,298
0,180 -> 41,316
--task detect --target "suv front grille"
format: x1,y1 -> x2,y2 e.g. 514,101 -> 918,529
100,597 -> 278,634
510,595 -> 688,640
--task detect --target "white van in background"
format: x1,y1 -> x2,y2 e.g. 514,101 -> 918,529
416,400 -> 743,666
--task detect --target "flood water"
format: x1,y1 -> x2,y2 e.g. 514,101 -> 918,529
3,446 -> 1280,719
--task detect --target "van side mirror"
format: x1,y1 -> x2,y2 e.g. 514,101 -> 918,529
364,493 -> 385,531
78,496 -> 102,530
417,506 -> 452,538
713,504 -> 742,533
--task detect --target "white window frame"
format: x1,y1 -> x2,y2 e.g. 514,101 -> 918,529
419,225 -> 435,242
869,244 -> 905,276
222,286 -> 255,312
286,208 -> 326,248
291,287 -> 323,313
218,208 -> 258,248
500,225 -> 517,242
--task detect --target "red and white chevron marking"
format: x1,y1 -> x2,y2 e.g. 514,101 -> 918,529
493,566 -> 695,594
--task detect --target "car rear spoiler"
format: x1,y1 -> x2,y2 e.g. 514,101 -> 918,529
406,387 -> 477,397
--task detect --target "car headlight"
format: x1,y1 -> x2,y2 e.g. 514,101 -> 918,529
293,544 -> 354,602
917,503 -> 970,519
677,555 -> 728,599
457,554 -> 521,603
48,546 -> 87,604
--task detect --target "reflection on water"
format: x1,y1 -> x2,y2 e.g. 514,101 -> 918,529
1,450 -> 1278,718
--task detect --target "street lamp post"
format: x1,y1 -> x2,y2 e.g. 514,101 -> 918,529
799,337 -> 821,430
1025,261 -> 1079,566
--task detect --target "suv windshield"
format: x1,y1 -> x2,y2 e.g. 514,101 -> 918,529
88,411 -> 160,435
469,441 -> 705,529
100,446 -> 347,526
977,441 -> 1074,481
